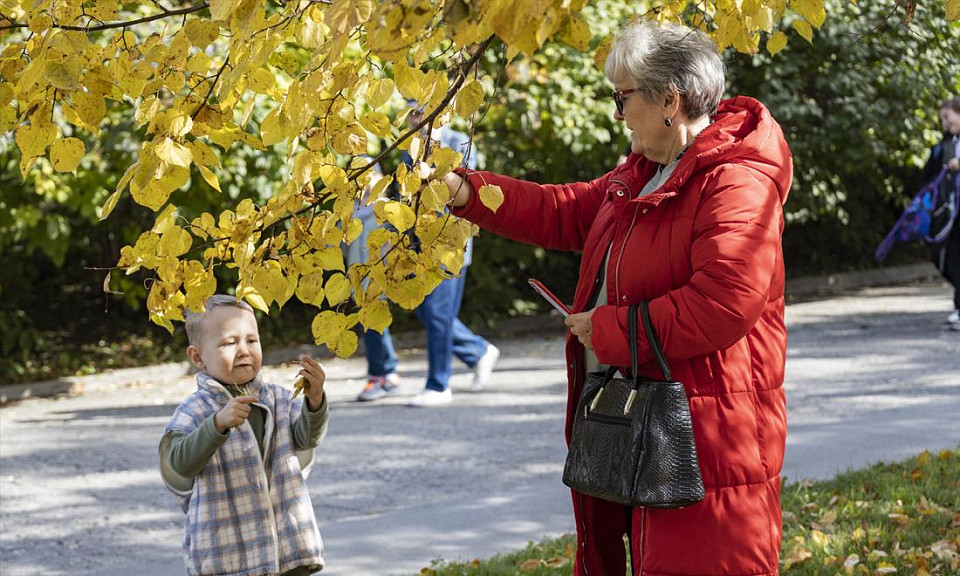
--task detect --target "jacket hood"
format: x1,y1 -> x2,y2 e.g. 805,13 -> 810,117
619,96 -> 793,205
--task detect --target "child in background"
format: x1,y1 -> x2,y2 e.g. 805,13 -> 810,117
159,294 -> 328,576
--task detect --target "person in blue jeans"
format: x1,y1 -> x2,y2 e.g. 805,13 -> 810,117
403,101 -> 500,407
344,161 -> 402,401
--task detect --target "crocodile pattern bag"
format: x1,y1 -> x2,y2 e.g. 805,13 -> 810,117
562,301 -> 704,508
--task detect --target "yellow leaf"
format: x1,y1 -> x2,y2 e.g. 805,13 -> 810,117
209,0 -> 233,22
793,19 -> 814,43
15,121 -> 58,159
158,225 -> 193,257
376,200 -> 416,232
949,0 -> 960,21
324,272 -> 352,306
238,285 -> 270,313
183,260 -> 217,313
793,0 -> 827,28
247,68 -> 276,94
358,298 -> 392,332
421,180 -> 450,212
331,123 -> 367,155
316,246 -> 345,271
28,14 -> 52,33
99,189 -> 123,220
187,141 -> 219,166
429,147 -> 462,179
87,0 -> 119,22
394,61 -> 424,101
49,137 -> 85,172
478,184 -> 504,213
71,89 -> 107,128
0,105 -> 15,133
559,13 -> 592,51
783,546 -> 812,569
366,78 -> 395,109
198,165 -> 221,192
155,137 -> 193,168
916,450 -> 931,466
311,310 -> 341,343
874,563 -> 896,574
331,328 -> 358,358
844,554 -> 860,570
455,80 -> 484,118
359,111 -> 392,137
0,83 -> 12,106
184,19 -> 220,49
810,529 -> 828,547
43,56 -> 82,91
296,272 -> 326,306
323,0 -> 375,35
767,31 -> 788,55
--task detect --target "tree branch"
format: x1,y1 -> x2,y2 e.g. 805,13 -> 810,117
0,3 -> 209,33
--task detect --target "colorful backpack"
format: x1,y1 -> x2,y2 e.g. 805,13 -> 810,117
875,168 -> 959,261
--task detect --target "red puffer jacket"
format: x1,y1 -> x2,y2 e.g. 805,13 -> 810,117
453,96 -> 791,576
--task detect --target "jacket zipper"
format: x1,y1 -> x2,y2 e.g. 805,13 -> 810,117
612,180 -> 645,576
615,204 -> 641,306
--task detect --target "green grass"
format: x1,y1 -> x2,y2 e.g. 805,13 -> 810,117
416,448 -> 960,575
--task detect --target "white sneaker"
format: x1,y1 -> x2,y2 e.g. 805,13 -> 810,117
471,344 -> 500,391
407,388 -> 453,407
948,309 -> 960,324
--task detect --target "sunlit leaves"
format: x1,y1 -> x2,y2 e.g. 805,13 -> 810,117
311,310 -> 359,358
766,31 -> 788,55
478,184 -> 505,213
49,137 -> 85,173
3,0 -> 919,358
793,18 -> 815,43
365,78 -> 396,109
947,0 -> 960,20
454,80 -> 484,118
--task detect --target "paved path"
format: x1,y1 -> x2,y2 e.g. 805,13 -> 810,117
1,282 -> 958,576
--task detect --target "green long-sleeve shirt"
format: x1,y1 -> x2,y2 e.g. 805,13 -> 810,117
165,390 -> 328,479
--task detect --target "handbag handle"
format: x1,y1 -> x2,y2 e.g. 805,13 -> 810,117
639,301 -> 672,382
587,301 -> 672,417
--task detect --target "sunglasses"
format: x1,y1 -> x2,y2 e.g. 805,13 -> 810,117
612,87 -> 643,116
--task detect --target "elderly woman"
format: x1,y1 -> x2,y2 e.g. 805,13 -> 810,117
441,20 -> 792,576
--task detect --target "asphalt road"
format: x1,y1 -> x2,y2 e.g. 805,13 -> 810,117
1,281 -> 958,576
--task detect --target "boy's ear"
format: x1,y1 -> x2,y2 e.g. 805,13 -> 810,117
186,345 -> 204,369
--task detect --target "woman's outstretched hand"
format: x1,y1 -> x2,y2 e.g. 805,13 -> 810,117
565,308 -> 597,351
441,170 -> 473,207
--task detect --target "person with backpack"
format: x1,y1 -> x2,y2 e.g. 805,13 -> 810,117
923,98 -> 960,330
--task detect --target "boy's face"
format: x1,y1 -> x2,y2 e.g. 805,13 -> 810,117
186,306 -> 262,386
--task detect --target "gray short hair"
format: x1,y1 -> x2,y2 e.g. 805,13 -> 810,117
605,19 -> 725,120
184,294 -> 255,345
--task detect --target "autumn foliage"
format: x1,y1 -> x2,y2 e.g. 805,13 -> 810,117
1,0 -> 957,356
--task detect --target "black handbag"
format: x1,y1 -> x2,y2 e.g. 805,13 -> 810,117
562,301 -> 705,509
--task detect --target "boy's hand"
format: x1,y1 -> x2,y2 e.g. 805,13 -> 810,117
948,157 -> 959,172
296,355 -> 326,411
214,396 -> 258,434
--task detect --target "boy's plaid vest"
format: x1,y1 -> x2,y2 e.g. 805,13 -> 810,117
161,373 -> 324,576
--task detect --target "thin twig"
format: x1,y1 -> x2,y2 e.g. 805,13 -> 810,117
0,3 -> 209,32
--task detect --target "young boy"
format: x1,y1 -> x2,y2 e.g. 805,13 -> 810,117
159,294 -> 328,576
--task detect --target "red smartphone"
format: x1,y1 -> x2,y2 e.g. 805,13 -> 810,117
528,278 -> 572,317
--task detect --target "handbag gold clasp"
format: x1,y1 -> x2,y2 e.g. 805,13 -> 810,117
589,387 -> 605,412
623,389 -> 637,416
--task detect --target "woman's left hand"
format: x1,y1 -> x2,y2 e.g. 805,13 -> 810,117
564,309 -> 597,350
948,157 -> 960,172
